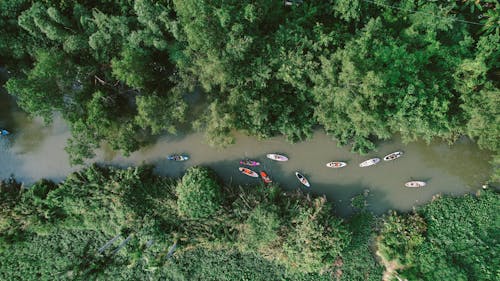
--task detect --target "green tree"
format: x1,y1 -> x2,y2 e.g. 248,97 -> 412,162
5,50 -> 75,122
135,93 -> 187,135
238,205 -> 281,251
283,197 -> 350,272
176,166 -> 223,219
456,33 -> 500,152
378,211 -> 427,265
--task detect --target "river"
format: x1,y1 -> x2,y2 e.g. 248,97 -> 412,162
0,74 -> 494,216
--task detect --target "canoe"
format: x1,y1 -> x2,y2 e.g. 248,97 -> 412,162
359,158 -> 380,167
405,181 -> 426,188
326,161 -> 347,168
295,172 -> 310,187
260,171 -> 272,183
239,159 -> 260,166
167,154 -> 189,161
266,153 -> 289,162
0,129 -> 10,136
239,167 -> 259,178
383,151 -> 403,161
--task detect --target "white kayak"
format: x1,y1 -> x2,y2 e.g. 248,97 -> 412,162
326,161 -> 347,168
383,151 -> 403,161
405,181 -> 426,188
295,172 -> 310,187
266,153 -> 289,162
359,158 -> 380,167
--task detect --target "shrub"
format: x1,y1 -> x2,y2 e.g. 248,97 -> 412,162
176,166 -> 222,219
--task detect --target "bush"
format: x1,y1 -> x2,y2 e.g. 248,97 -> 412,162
378,211 -> 426,265
238,205 -> 281,251
378,190 -> 500,281
283,197 -> 350,273
176,166 -> 223,219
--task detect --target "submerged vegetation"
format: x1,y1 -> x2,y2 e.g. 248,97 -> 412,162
0,165 -> 498,280
0,0 -> 498,165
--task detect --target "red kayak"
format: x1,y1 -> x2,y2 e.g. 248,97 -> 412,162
260,171 -> 272,184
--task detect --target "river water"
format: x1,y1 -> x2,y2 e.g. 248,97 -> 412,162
0,75 -> 494,216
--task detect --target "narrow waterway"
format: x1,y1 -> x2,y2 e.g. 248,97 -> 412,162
0,78 -> 493,216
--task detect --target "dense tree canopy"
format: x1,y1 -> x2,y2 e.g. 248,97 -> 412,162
0,165 -> 355,278
378,190 -> 500,281
1,0 -> 497,163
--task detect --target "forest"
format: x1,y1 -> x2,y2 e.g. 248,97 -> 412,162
0,0 -> 498,172
0,1 -> 498,279
0,164 -> 498,280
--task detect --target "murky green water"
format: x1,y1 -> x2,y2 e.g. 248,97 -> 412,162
0,77 -> 493,216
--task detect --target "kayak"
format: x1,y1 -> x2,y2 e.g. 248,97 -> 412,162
239,167 -> 259,178
167,154 -> 189,161
405,181 -> 426,188
0,129 -> 10,136
260,171 -> 272,184
295,172 -> 310,187
383,151 -> 403,161
359,158 -> 380,167
266,153 -> 289,162
239,159 -> 260,166
326,161 -> 347,168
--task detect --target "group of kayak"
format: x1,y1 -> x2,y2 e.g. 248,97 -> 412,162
357,151 -> 426,187
238,153 -> 311,187
241,151 -> 426,188
165,151 -> 427,188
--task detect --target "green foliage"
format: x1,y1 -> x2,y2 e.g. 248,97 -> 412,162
193,100 -> 235,147
1,0 -> 498,164
135,93 -> 187,135
2,165 -> 497,280
283,197 -> 350,272
0,0 -> 499,274
350,192 -> 367,210
238,205 -> 281,251
378,211 -> 427,264
0,177 -> 24,241
338,212 -> 384,281
0,229 -> 110,280
0,0 -> 32,62
5,50 -> 74,122
456,33 -> 500,152
111,46 -> 157,90
378,191 -> 500,281
1,0 -> 187,165
162,248 -> 334,281
0,176 -> 22,203
176,166 -> 223,219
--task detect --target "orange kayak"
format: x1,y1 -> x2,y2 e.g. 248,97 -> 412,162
239,167 -> 259,177
260,171 -> 272,183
